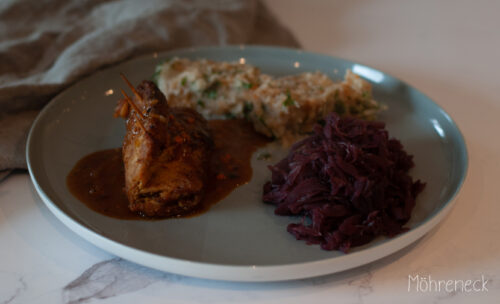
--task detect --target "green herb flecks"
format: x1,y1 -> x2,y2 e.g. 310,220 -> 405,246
258,115 -> 276,139
243,101 -> 254,120
181,77 -> 187,86
283,90 -> 296,107
242,82 -> 253,89
197,100 -> 205,108
203,80 -> 220,100
258,115 -> 266,125
151,58 -> 171,84
361,91 -> 371,100
224,112 -> 236,119
257,152 -> 271,160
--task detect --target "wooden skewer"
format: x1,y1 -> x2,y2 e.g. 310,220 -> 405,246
120,73 -> 145,106
120,89 -> 145,119
120,89 -> 148,134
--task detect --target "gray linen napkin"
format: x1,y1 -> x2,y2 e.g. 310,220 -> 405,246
0,0 -> 299,175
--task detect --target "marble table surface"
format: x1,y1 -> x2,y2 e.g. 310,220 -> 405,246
2,0 -> 500,303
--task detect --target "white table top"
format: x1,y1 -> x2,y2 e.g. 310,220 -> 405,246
1,0 -> 499,303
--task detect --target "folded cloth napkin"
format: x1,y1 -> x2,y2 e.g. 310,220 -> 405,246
0,0 -> 299,174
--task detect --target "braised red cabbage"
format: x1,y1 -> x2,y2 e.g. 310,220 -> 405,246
263,113 -> 425,252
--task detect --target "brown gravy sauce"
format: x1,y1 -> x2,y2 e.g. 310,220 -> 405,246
66,119 -> 269,220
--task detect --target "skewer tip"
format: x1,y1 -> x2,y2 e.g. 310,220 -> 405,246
120,88 -> 146,120
120,73 -> 145,105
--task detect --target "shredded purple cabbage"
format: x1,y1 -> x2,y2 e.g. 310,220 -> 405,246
263,113 -> 425,252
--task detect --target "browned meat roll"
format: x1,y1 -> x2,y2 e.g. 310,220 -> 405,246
114,77 -> 212,217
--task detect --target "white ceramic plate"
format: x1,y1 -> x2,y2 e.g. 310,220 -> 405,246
26,46 -> 467,282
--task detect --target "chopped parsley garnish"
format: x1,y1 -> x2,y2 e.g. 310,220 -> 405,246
242,82 -> 253,89
224,112 -> 236,119
151,58 -> 171,84
152,67 -> 161,84
258,115 -> 266,124
181,77 -> 187,86
361,91 -> 371,99
151,66 -> 162,84
205,89 -> 217,99
257,152 -> 272,160
258,115 -> 276,139
283,90 -> 296,107
243,101 -> 253,119
203,80 -> 220,99
197,100 -> 205,108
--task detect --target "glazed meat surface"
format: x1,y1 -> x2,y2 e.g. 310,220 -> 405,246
115,80 -> 212,217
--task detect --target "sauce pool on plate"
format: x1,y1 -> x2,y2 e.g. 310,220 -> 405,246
66,119 -> 269,220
